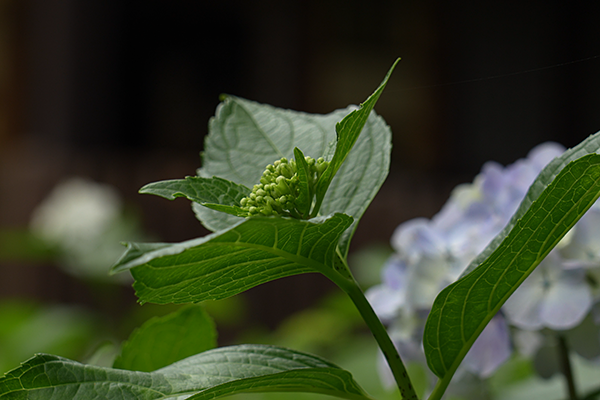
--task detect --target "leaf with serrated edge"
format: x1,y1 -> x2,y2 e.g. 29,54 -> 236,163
111,213 -> 354,304
113,305 -> 216,372
320,111 -> 392,256
0,345 -> 373,400
195,61 -> 395,236
424,154 -> 600,387
200,97 -> 343,188
139,176 -> 250,218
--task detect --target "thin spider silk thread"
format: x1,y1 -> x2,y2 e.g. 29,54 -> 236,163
392,54 -> 600,93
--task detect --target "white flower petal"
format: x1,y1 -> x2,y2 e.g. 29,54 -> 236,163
502,271 -> 546,330
526,141 -> 565,170
406,255 -> 452,308
391,218 -> 446,259
539,278 -> 592,330
366,284 -> 405,321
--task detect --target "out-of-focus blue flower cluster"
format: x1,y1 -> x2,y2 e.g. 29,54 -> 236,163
367,142 -> 600,394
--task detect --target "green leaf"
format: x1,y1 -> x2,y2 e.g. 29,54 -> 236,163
195,61 -> 395,238
460,130 -> 600,278
0,302 -> 95,375
200,97 -> 344,189
313,58 -> 399,221
113,305 -> 216,372
320,110 -> 393,256
139,176 -> 250,218
293,147 -> 313,218
111,213 -> 354,304
192,204 -> 245,233
423,154 -> 600,390
0,345 -> 373,400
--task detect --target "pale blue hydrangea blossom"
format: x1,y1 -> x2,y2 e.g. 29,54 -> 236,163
367,142 -> 600,390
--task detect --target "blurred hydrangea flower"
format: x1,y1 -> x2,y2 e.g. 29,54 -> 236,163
503,252 -> 593,331
30,178 -> 143,282
503,180 -> 600,333
366,141 -> 600,392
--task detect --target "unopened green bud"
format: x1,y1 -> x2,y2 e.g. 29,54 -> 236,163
265,195 -> 275,206
261,202 -> 274,215
280,163 -> 295,179
275,177 -> 290,194
316,160 -> 329,175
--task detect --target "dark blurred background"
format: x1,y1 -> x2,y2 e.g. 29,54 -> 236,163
1,0 -> 600,339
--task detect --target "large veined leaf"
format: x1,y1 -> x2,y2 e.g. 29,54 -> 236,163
320,110 -> 392,256
0,345 -> 373,400
111,213 -> 354,304
461,130 -> 600,278
193,97 -> 348,232
192,60 -> 396,237
139,176 -> 251,218
113,305 -> 216,372
423,154 -> 600,393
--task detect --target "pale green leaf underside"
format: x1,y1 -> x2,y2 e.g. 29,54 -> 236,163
140,176 -> 250,218
320,112 -> 392,256
195,63 -> 394,240
113,305 -> 216,372
200,97 -> 345,188
0,345 -> 372,400
424,154 -> 600,382
461,129 -> 600,278
111,213 -> 353,304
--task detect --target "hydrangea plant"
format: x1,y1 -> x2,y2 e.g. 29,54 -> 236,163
3,58 -> 600,400
367,142 -> 600,397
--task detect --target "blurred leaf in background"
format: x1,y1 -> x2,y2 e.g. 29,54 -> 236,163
0,300 -> 98,374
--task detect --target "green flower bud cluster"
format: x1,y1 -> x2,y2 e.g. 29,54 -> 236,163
240,156 -> 329,218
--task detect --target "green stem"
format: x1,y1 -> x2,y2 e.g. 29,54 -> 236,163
426,374 -> 451,400
580,385 -> 600,400
558,335 -> 578,400
342,279 -> 418,400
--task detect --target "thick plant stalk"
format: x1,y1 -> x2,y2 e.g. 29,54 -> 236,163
332,254 -> 418,400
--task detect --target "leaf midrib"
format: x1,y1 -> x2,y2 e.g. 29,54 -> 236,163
136,240 -> 336,293
435,160 -> 600,375
235,99 -> 286,159
7,367 -> 348,399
